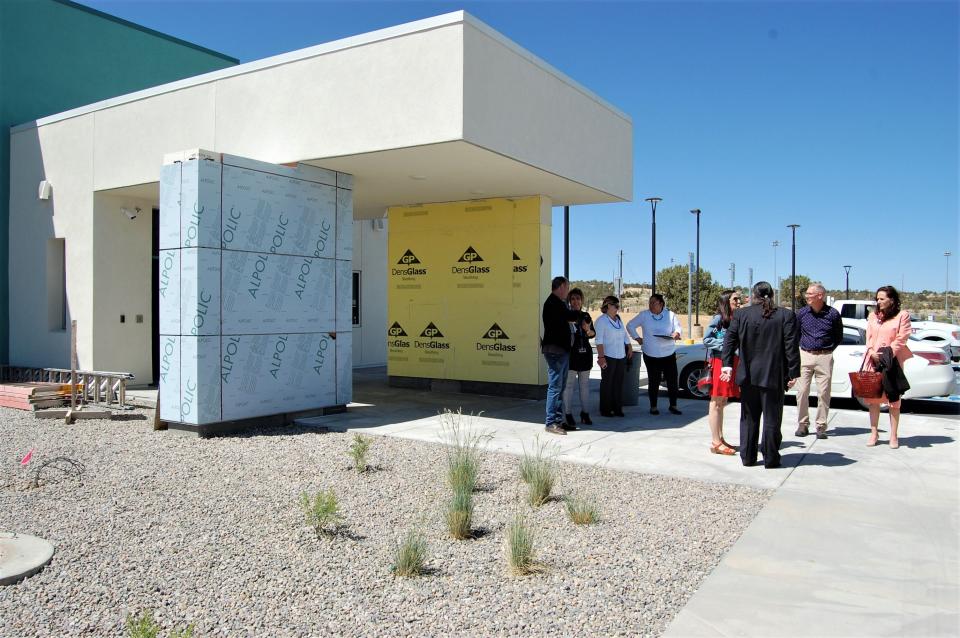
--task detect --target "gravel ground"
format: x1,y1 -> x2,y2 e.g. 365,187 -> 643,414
0,407 -> 770,637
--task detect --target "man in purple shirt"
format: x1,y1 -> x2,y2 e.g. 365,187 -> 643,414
794,283 -> 844,439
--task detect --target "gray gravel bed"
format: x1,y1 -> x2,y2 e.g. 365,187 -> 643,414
0,407 -> 770,637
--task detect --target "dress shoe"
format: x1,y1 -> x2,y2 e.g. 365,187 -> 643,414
561,422 -> 578,431
650,407 -> 660,415
600,411 -> 615,418
795,427 -> 809,437
816,430 -> 828,440
580,412 -> 593,426
545,424 -> 567,436
614,411 -> 625,417
564,413 -> 576,428
668,406 -> 682,415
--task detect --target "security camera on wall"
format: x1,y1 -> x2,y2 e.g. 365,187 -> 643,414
121,207 -> 141,221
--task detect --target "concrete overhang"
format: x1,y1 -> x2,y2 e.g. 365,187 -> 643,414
13,11 -> 633,215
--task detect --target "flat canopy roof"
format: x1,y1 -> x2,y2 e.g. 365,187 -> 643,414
13,11 -> 633,215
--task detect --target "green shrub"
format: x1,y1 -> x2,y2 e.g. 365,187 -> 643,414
347,433 -> 371,473
565,493 -> 600,525
392,528 -> 428,577
300,488 -> 344,538
125,610 -> 194,638
446,486 -> 474,540
125,611 -> 160,638
505,512 -> 537,575
441,409 -> 490,493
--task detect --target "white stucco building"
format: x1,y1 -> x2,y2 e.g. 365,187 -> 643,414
8,11 -> 632,386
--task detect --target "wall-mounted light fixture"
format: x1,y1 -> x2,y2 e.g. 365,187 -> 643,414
121,206 -> 141,221
38,180 -> 52,200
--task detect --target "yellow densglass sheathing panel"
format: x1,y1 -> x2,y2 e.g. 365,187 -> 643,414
388,196 -> 550,385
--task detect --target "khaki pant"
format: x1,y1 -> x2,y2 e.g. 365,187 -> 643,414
795,350 -> 834,431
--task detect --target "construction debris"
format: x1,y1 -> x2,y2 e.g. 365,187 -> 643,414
0,383 -> 75,411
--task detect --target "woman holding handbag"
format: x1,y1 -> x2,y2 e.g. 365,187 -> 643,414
702,290 -> 743,455
863,286 -> 913,449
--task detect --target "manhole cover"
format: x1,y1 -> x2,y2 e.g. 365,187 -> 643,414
0,532 -> 54,585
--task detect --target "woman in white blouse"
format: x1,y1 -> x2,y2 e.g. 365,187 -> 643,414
595,295 -> 633,417
627,294 -> 682,415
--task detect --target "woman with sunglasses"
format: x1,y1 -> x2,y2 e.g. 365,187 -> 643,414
702,290 -> 742,455
863,286 -> 913,449
595,295 -> 633,417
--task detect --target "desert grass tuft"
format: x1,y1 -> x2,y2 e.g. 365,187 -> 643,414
299,488 -> 344,538
347,433 -> 371,473
565,492 -> 600,525
392,527 -> 428,577
441,408 -> 490,493
520,438 -> 557,507
505,512 -> 537,575
446,485 -> 474,540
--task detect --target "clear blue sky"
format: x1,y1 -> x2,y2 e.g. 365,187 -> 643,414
84,0 -> 959,293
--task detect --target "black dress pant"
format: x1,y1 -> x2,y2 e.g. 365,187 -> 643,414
739,384 -> 786,467
599,356 -> 626,415
643,353 -> 679,408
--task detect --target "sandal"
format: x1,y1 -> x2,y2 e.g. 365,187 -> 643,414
710,442 -> 736,456
720,438 -> 739,451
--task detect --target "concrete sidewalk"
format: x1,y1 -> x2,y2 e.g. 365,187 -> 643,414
301,367 -> 959,636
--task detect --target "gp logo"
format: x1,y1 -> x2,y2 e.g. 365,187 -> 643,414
458,246 -> 484,262
398,249 -> 421,265
420,322 -> 444,338
482,323 -> 510,340
388,322 -> 408,337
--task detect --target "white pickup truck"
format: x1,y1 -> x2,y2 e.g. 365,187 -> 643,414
831,299 -> 960,362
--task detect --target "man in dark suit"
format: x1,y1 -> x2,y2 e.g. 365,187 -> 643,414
720,281 -> 801,468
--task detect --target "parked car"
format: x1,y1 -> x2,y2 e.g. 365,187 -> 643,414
831,299 -> 959,361
673,333 -> 956,408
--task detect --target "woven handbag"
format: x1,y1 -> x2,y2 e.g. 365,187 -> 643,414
696,356 -> 713,393
849,353 -> 883,399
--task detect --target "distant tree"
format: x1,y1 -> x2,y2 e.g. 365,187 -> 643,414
780,275 -> 812,308
654,265 -> 722,314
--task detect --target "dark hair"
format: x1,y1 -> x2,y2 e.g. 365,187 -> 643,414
649,293 -> 665,306
551,276 -> 568,291
568,287 -> 584,301
601,295 -> 620,313
717,289 -> 736,328
752,281 -> 777,318
875,285 -> 901,321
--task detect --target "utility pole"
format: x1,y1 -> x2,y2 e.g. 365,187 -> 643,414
687,252 -> 694,338
618,250 -> 624,298
843,265 -> 852,299
729,262 -> 735,288
787,225 -> 800,310
772,240 -> 780,305
563,205 -> 569,280
946,251 -> 953,316
690,209 -> 702,326
646,197 -> 662,294
748,267 -> 754,292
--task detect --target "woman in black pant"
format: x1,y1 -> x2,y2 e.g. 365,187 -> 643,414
595,295 -> 633,417
627,294 -> 683,415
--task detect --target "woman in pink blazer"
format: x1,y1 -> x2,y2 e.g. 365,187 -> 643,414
864,286 -> 912,449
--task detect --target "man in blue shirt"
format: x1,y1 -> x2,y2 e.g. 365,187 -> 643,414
794,283 -> 844,439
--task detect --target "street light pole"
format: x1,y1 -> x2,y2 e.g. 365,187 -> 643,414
946,251 -> 953,316
843,265 -> 852,299
646,197 -> 662,295
772,240 -> 780,304
787,224 -> 800,310
690,209 -> 702,326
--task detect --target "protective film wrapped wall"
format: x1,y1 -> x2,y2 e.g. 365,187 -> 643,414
387,197 -> 550,386
159,152 -> 352,425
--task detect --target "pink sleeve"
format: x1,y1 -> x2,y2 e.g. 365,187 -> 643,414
890,312 -> 911,359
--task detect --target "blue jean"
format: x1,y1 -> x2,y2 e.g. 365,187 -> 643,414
543,352 -> 570,426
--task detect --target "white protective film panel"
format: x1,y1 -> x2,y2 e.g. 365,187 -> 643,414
158,249 -> 181,335
179,336 -> 222,425
158,335 -> 180,421
220,251 -> 334,334
179,248 -> 221,336
158,163 -> 181,250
